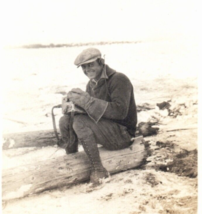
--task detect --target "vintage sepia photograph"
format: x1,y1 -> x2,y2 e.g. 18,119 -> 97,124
1,0 -> 200,213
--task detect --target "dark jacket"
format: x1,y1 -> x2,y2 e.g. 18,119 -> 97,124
85,64 -> 137,136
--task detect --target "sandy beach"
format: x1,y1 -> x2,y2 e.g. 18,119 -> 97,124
1,38 -> 199,213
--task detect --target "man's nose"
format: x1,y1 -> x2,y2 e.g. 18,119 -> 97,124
85,68 -> 92,73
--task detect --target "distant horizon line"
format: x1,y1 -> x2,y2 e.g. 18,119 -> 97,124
7,40 -> 142,49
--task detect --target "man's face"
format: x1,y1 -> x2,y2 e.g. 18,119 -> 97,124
81,60 -> 103,81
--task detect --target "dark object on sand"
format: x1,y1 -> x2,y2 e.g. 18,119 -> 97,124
146,141 -> 197,178
157,101 -> 171,110
138,122 -> 159,137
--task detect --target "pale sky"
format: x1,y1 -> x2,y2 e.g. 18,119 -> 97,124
1,0 -> 200,46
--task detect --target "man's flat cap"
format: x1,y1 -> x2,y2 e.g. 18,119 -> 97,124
74,48 -> 101,67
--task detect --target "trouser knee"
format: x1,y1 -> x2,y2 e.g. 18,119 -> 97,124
73,115 -> 85,132
73,115 -> 94,139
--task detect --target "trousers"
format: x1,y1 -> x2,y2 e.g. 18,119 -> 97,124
59,114 -> 132,150
59,114 -> 132,176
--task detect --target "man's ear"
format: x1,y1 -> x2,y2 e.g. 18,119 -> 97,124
97,58 -> 105,65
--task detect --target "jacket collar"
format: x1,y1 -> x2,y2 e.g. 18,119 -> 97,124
91,64 -> 116,84
105,64 -> 116,78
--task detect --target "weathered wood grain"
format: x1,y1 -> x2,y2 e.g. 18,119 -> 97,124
2,129 -> 59,149
2,136 -> 145,201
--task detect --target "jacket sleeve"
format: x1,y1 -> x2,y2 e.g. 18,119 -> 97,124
84,73 -> 132,123
85,82 -> 108,123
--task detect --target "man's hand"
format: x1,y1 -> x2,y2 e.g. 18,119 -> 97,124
62,97 -> 73,114
66,88 -> 91,109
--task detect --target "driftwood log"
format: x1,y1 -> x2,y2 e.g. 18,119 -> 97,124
2,129 -> 59,149
2,121 -> 160,150
2,136 -> 146,201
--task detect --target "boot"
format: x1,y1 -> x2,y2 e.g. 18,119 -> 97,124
90,168 -> 109,184
65,139 -> 78,154
80,139 -> 109,185
57,138 -> 78,154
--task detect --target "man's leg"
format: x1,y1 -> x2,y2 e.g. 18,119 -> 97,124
73,114 -> 132,184
59,115 -> 78,153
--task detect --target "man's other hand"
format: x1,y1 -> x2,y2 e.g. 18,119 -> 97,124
62,97 -> 73,114
67,88 -> 90,109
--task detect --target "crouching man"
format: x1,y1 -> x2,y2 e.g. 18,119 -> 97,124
59,48 -> 137,185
